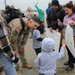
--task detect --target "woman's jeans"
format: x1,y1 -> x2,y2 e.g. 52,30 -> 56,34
0,52 -> 17,75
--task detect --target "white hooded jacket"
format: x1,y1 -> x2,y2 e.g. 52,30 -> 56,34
35,38 -> 64,75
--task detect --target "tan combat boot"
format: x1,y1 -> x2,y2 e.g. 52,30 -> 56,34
22,62 -> 32,69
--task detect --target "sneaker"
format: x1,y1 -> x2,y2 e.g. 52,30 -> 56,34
65,66 -> 74,71
64,61 -> 69,66
22,62 -> 32,69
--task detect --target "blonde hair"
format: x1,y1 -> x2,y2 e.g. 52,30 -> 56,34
27,7 -> 32,12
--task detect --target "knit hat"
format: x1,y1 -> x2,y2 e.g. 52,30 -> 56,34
52,0 -> 59,6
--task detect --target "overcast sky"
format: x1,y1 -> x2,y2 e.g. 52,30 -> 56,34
0,0 -> 75,11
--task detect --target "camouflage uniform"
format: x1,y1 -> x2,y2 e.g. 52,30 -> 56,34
10,31 -> 18,51
17,25 -> 29,64
8,18 -> 21,52
8,18 -> 30,65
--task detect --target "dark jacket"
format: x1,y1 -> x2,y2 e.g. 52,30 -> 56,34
47,5 -> 65,30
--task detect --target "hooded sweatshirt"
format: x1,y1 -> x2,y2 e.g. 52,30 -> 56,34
35,38 -> 64,75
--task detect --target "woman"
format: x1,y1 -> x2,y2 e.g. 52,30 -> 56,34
59,2 -> 75,71
0,15 -> 17,75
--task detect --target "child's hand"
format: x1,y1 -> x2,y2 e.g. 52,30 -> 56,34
62,44 -> 66,48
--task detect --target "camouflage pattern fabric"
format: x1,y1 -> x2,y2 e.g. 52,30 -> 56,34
8,18 -> 30,64
10,31 -> 18,51
17,25 -> 29,63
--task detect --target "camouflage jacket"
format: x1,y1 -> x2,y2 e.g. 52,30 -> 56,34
10,30 -> 18,51
17,25 -> 30,46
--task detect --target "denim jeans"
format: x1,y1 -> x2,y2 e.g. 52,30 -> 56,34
0,52 -> 17,75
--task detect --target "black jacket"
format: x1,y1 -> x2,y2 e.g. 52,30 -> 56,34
47,5 -> 65,30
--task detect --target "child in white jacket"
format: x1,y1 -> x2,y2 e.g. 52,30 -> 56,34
35,37 -> 65,75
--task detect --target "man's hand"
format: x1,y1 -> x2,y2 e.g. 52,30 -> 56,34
58,21 -> 62,26
49,27 -> 53,32
57,19 -> 62,26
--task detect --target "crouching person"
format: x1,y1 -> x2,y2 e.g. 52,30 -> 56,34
35,38 -> 65,75
0,15 -> 18,75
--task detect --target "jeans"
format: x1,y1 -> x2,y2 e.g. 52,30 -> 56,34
0,52 -> 17,75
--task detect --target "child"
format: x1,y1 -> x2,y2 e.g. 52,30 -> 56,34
33,25 -> 43,55
35,38 -> 65,75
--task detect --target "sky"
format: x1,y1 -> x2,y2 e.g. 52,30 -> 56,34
0,0 -> 75,11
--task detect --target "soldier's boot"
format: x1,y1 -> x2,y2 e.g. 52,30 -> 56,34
22,62 -> 32,69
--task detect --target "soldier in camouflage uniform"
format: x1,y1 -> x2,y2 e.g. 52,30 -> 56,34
8,16 -> 41,69
17,25 -> 30,68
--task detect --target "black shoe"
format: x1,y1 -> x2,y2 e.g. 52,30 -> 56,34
64,61 -> 69,66
65,66 -> 74,71
12,56 -> 19,63
0,66 -> 4,72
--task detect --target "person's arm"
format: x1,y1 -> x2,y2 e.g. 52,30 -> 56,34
68,20 -> 75,26
46,10 -> 52,28
21,33 -> 29,45
37,37 -> 43,41
35,4 -> 42,13
57,20 -> 65,29
10,31 -> 17,51
34,55 -> 40,69
57,44 -> 65,59
34,30 -> 43,41
35,4 -> 44,21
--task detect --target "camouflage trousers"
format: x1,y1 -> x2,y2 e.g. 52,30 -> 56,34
17,44 -> 26,64
16,33 -> 29,65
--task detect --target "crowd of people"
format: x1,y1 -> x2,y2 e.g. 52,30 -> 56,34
0,4 -> 41,75
0,0 -> 75,75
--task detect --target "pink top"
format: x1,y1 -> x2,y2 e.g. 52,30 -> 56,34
63,13 -> 75,26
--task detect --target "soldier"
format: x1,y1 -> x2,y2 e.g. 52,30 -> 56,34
8,16 -> 41,70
